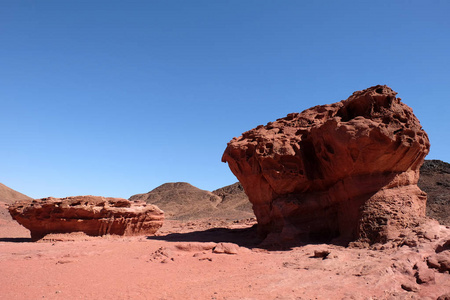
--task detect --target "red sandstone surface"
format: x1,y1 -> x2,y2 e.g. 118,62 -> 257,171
1,217 -> 450,299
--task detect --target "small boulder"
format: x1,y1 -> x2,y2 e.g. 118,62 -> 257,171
415,267 -> 435,284
213,242 -> 240,254
401,282 -> 418,292
437,293 -> 450,300
427,251 -> 450,273
175,242 -> 217,252
313,249 -> 331,259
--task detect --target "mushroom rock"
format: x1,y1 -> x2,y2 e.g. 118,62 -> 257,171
8,196 -> 164,241
222,85 -> 430,246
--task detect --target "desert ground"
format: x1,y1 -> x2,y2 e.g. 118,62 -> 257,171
1,212 -> 450,299
1,160 -> 450,300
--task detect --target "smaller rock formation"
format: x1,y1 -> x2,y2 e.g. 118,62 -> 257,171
8,196 -> 164,241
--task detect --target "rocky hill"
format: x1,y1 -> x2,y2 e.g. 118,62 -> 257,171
211,182 -> 252,213
129,182 -> 254,221
129,182 -> 221,220
0,183 -> 32,223
0,183 -> 32,204
418,159 -> 450,226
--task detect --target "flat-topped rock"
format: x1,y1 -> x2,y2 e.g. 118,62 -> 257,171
8,196 -> 164,241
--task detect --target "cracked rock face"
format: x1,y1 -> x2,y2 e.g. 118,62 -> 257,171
8,196 -> 164,241
222,85 -> 430,245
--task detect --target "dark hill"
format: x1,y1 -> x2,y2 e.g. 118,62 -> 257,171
418,159 -> 450,226
211,182 -> 253,215
0,183 -> 32,222
0,183 -> 32,204
129,182 -> 254,221
129,182 -> 220,220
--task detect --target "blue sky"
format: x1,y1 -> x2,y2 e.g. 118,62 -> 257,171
1,1 -> 449,199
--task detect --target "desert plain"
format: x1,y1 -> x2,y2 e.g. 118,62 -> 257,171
1,163 -> 450,300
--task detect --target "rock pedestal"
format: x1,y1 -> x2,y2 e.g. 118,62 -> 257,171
222,85 -> 430,245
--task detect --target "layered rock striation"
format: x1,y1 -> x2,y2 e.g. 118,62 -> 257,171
222,85 -> 430,245
8,196 -> 164,241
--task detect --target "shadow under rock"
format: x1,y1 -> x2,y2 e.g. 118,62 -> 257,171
0,237 -> 32,243
147,225 -> 262,248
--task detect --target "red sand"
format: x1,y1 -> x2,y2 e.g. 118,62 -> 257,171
1,218 -> 450,300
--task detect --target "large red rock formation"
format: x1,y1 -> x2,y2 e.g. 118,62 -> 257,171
222,85 -> 430,246
8,196 -> 164,241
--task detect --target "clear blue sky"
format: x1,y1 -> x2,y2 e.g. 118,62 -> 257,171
1,1 -> 449,199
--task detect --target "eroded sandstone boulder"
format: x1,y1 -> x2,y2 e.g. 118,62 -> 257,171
222,85 -> 430,246
8,196 -> 164,241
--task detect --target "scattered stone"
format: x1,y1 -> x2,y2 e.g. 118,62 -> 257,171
415,266 -> 435,284
437,252 -> 450,272
149,247 -> 174,263
8,196 -> 164,241
392,261 -> 415,276
427,251 -> 450,273
56,260 -> 73,265
401,282 -> 418,292
436,239 -> 450,253
175,242 -> 217,252
199,257 -> 213,262
437,293 -> 450,300
222,85 -> 430,246
313,250 -> 331,259
213,242 -> 239,254
427,256 -> 441,269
